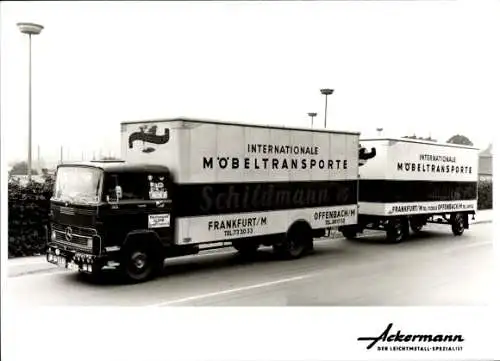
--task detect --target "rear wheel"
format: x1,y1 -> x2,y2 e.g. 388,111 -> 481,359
451,213 -> 465,236
274,223 -> 312,259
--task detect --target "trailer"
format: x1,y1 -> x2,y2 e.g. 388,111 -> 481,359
46,118 -> 360,282
339,138 -> 479,242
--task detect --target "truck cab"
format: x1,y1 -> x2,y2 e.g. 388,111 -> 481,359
47,161 -> 175,282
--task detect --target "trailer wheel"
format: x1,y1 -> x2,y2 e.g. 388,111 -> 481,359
451,213 -> 465,236
386,218 -> 409,243
409,217 -> 425,234
121,244 -> 162,283
233,242 -> 260,257
341,226 -> 359,240
274,222 -> 311,259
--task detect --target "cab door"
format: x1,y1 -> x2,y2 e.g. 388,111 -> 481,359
102,172 -> 175,247
145,173 -> 175,245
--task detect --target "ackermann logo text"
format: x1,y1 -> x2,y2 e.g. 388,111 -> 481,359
357,323 -> 465,352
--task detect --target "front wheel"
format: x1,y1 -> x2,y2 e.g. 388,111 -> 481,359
451,213 -> 466,236
386,217 -> 409,243
410,216 -> 427,234
121,245 -> 162,283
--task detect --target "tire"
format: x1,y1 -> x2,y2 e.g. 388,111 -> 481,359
409,218 -> 424,233
233,242 -> 260,257
120,244 -> 162,283
451,213 -> 465,236
274,224 -> 311,259
386,218 -> 409,243
410,224 -> 423,233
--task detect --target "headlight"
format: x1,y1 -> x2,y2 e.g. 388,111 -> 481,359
51,231 -> 56,241
87,237 -> 94,249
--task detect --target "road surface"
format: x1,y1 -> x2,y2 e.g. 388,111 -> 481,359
6,222 -> 493,307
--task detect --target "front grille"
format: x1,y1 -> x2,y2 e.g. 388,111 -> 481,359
52,223 -> 97,237
51,223 -> 97,251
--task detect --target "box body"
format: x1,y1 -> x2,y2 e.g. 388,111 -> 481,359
121,118 -> 360,244
358,138 -> 479,217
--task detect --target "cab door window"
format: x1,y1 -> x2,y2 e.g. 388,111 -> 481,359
106,173 -> 148,201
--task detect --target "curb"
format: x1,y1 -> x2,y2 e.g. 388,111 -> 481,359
472,220 -> 493,225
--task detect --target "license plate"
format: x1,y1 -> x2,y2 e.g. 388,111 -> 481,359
67,262 -> 79,271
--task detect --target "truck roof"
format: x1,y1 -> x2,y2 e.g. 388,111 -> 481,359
360,137 -> 480,150
57,161 -> 170,174
120,117 -> 361,136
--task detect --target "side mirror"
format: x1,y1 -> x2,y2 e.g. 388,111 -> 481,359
115,185 -> 123,200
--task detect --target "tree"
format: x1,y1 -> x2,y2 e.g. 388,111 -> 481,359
8,161 -> 39,176
447,134 -> 473,146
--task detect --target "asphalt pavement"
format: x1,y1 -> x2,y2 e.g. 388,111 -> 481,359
6,220 -> 493,307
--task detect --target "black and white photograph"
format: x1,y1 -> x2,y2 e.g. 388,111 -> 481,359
1,1 -> 498,360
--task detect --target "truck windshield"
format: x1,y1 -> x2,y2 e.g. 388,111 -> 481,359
53,167 -> 103,204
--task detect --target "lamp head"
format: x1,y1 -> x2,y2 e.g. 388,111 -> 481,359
17,22 -> 44,35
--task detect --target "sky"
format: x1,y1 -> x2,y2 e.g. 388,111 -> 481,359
1,0 -> 499,166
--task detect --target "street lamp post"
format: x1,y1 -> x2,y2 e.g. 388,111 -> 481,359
320,88 -> 334,129
17,22 -> 44,181
307,112 -> 317,128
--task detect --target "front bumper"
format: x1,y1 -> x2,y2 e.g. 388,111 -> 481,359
46,244 -> 104,273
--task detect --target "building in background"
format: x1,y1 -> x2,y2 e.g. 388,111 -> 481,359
479,144 -> 493,181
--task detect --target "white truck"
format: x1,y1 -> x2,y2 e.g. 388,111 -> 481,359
339,138 -> 479,242
46,118 -> 360,282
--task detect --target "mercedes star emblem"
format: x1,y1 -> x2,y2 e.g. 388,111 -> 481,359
65,227 -> 73,241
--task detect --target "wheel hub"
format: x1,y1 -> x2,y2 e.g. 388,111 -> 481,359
132,252 -> 147,270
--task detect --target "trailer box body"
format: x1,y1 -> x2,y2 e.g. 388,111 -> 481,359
121,119 -> 360,245
358,138 -> 478,217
